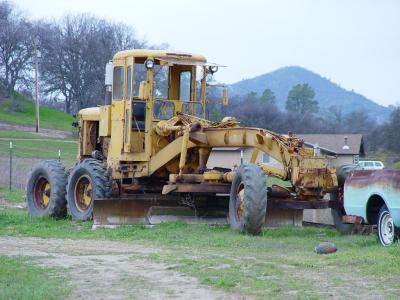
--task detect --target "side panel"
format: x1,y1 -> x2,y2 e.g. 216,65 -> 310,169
107,100 -> 125,166
99,106 -> 111,137
343,170 -> 372,221
344,170 -> 400,226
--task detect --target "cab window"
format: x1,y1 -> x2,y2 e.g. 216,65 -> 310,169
113,66 -> 124,100
153,65 -> 169,98
133,63 -> 147,97
179,71 -> 191,102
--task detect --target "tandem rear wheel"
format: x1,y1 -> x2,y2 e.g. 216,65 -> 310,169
26,160 -> 68,218
66,159 -> 112,220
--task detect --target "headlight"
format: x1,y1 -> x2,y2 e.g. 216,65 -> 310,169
208,65 -> 218,74
144,59 -> 154,69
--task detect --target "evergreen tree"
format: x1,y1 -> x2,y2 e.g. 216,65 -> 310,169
285,83 -> 318,114
259,88 -> 276,105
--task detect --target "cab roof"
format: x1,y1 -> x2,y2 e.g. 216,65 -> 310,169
113,49 -> 207,64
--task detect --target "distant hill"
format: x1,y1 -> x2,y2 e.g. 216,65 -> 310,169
0,91 -> 74,131
229,66 -> 390,122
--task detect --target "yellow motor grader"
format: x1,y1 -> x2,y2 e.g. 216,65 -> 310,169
26,49 -> 338,234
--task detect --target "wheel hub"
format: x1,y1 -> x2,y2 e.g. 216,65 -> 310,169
33,177 -> 51,209
74,175 -> 93,212
381,212 -> 394,245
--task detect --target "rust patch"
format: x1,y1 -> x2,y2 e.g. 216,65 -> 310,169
342,215 -> 363,224
346,169 -> 400,190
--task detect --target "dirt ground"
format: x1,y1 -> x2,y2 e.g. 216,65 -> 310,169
0,236 -> 248,300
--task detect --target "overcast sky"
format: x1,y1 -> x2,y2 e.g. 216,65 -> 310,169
14,0 -> 400,106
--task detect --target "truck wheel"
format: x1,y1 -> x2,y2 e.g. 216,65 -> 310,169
229,164 -> 268,235
377,205 -> 398,246
330,192 -> 354,234
66,159 -> 112,220
26,160 -> 67,218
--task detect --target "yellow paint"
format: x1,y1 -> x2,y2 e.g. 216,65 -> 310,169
99,106 -> 111,136
83,182 -> 92,207
79,107 -> 100,121
43,182 -> 50,206
203,170 -> 223,181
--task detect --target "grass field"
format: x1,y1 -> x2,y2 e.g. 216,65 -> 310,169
0,138 -> 77,161
0,256 -> 68,300
0,138 -> 76,190
1,189 -> 399,299
0,127 -> 77,190
0,92 -> 74,131
0,187 -> 24,203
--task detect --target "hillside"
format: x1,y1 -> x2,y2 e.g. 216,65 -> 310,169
229,66 -> 390,122
0,92 -> 74,131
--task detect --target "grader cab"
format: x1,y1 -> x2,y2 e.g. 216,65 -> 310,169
27,49 -> 338,234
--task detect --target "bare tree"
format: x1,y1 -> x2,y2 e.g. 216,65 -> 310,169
0,1 -> 34,96
38,14 -> 147,113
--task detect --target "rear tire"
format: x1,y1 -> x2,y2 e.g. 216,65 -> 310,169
66,159 -> 112,220
377,205 -> 398,246
26,160 -> 67,218
229,164 -> 268,235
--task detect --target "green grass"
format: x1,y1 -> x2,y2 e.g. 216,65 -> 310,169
0,255 -> 68,300
0,92 -> 74,131
0,138 -> 77,161
0,130 -> 74,140
1,205 -> 400,299
0,187 -> 24,203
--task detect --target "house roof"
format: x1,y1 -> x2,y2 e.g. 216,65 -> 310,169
296,134 -> 364,155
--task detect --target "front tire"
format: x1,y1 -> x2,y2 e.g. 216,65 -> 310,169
229,164 -> 268,235
66,159 -> 112,220
377,205 -> 398,246
26,160 -> 67,218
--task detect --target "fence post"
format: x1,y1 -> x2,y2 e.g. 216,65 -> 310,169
9,141 -> 13,191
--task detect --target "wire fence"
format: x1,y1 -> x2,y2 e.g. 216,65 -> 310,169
0,155 -> 42,191
0,141 -> 74,191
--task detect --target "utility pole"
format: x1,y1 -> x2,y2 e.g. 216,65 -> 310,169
34,40 -> 40,132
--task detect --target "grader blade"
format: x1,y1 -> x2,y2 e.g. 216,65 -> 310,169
92,194 -> 312,229
92,194 -> 229,228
